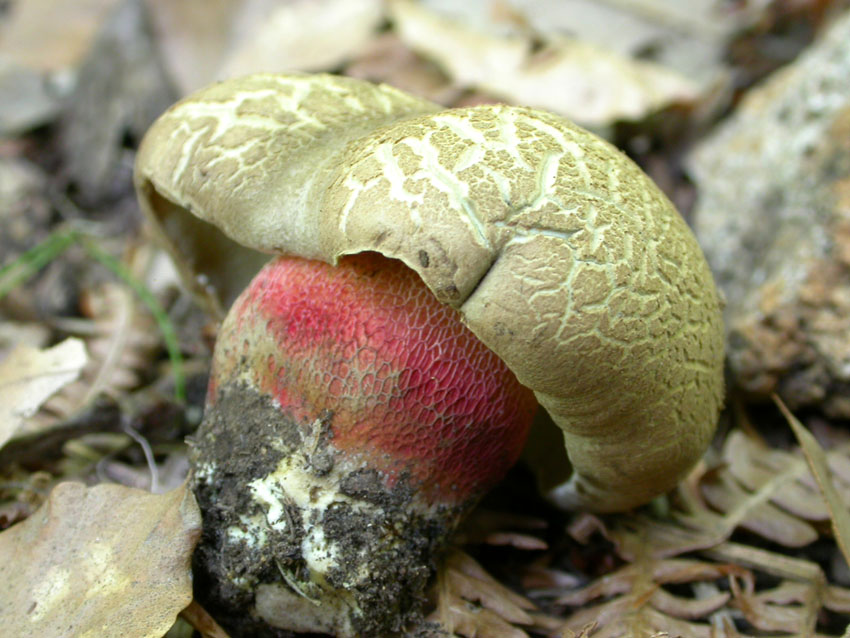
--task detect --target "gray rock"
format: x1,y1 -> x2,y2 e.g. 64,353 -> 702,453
689,11 -> 850,415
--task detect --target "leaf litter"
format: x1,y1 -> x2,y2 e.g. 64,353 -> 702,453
537,421 -> 850,636
0,481 -> 201,638
0,339 -> 87,449
3,1 -> 850,637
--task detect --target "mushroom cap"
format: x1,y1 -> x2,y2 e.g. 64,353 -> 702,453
135,73 -> 725,512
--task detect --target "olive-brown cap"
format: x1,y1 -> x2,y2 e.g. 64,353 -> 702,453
135,73 -> 725,512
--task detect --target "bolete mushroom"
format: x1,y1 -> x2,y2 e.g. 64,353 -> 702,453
134,73 -> 724,636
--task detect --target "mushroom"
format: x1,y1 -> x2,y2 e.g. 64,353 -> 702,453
134,73 -> 725,636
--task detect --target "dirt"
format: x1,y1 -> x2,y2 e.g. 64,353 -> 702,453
190,380 -> 466,637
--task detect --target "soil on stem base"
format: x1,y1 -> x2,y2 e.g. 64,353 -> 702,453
191,253 -> 536,636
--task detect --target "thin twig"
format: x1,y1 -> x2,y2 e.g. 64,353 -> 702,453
121,416 -> 159,493
179,600 -> 232,638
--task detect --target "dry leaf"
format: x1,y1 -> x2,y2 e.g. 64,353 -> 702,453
45,283 -> 160,420
482,532 -> 548,550
554,452 -> 850,636
724,430 -> 833,521
147,0 -> 384,95
701,470 -> 819,547
0,0 -> 120,71
0,0 -> 121,133
445,550 -> 535,623
596,428 -> 850,559
702,427 -> 850,550
389,0 -> 701,125
143,0 -> 238,93
551,547 -> 841,637
431,549 -> 557,637
454,507 -> 548,548
0,338 -> 87,449
585,496 -> 728,562
560,624 -> 597,638
438,602 -> 529,638
345,32 -> 462,106
0,481 -> 201,637
0,321 -> 50,362
218,0 -> 383,81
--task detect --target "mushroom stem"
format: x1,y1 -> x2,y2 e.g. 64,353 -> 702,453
192,252 -> 536,636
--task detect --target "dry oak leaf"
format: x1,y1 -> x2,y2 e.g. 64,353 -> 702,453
431,549 -> 551,638
147,0 -> 384,95
0,0 -> 122,133
703,427 -> 850,549
0,338 -> 87,449
0,481 -> 201,638
389,0 -> 699,125
44,283 -> 161,421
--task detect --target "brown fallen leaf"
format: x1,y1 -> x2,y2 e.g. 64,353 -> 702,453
0,481 -> 201,637
0,0 -> 120,71
388,0 -> 700,125
553,453 -> 850,636
0,0 -> 122,133
591,426 -> 850,562
701,465 -> 819,547
0,321 -> 50,368
147,0 -> 384,95
45,283 -> 161,419
0,338 -> 87,449
345,32 -> 462,106
724,429 -> 835,522
431,549 -> 559,637
444,550 -> 535,624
